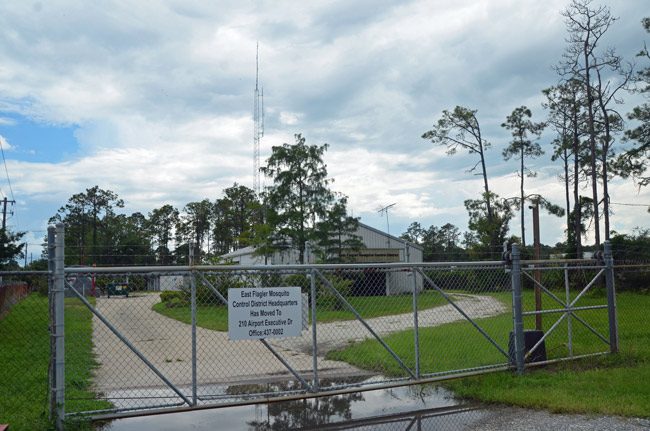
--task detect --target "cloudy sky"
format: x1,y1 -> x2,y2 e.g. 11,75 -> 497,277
0,0 -> 648,260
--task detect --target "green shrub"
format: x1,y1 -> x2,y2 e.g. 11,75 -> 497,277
423,268 -> 509,292
259,272 -> 283,288
317,275 -> 353,311
610,230 -> 650,292
160,290 -> 184,303
283,273 -> 352,310
284,274 -> 310,289
188,272 -> 245,305
126,276 -> 147,292
165,297 -> 188,308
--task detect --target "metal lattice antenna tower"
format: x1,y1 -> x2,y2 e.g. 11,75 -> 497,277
253,43 -> 264,194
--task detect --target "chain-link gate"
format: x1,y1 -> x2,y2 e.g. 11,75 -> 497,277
43,225 -> 619,428
519,258 -> 615,363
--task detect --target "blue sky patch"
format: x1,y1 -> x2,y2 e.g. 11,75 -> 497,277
0,112 -> 79,163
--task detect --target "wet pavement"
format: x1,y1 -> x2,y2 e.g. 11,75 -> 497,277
96,378 -> 649,431
98,379 -> 468,430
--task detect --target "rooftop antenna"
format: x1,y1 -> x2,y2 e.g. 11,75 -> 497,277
253,42 -> 264,194
377,203 -> 396,248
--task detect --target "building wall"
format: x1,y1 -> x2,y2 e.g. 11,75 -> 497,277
238,253 -> 266,266
355,224 -> 423,261
153,275 -> 188,291
220,223 -> 424,295
387,269 -> 424,295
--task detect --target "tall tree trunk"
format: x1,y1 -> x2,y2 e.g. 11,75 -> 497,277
572,112 -> 582,258
298,238 -> 305,264
80,216 -> 86,265
479,144 -> 492,222
584,43 -> 601,245
92,206 -> 98,264
478,142 -> 496,250
475,119 -> 492,224
520,145 -> 526,247
563,145 -> 571,240
596,79 -> 612,241
601,150 -> 610,240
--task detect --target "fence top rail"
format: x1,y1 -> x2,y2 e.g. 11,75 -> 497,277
612,263 -> 650,269
0,270 -> 49,276
63,260 -> 507,274
520,258 -> 601,266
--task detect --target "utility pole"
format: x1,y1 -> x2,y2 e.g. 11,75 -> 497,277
530,198 -> 542,331
2,197 -> 16,230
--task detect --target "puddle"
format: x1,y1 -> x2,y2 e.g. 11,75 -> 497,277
97,376 -> 491,430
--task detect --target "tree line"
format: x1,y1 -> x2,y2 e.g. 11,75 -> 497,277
413,2 -> 649,259
47,134 -> 363,266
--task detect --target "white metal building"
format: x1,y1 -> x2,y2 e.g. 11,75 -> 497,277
221,222 -> 423,295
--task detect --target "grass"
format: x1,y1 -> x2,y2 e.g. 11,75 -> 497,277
153,290 -> 449,331
326,291 -> 513,376
326,290 -> 650,418
0,294 -> 110,430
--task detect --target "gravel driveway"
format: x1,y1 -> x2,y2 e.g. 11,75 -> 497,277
91,293 -> 506,393
463,406 -> 650,431
269,293 -> 506,354
92,294 -> 363,392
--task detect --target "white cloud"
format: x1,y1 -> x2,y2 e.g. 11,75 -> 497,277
279,111 -> 300,126
0,134 -> 13,151
0,0 -> 647,248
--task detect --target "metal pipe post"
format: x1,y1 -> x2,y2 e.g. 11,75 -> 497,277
531,201 -> 542,331
54,223 -> 66,430
411,268 -> 420,378
191,272 -> 197,405
604,241 -> 618,353
47,226 -> 56,419
511,244 -> 525,374
310,269 -> 319,390
564,264 -> 573,356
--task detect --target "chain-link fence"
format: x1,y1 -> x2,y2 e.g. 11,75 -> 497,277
0,271 -> 51,430
56,246 -> 618,422
611,261 -> 650,359
61,263 -> 515,419
4,226 -> 638,429
518,259 -> 612,364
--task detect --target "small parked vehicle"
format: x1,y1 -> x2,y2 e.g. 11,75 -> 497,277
107,283 -> 129,298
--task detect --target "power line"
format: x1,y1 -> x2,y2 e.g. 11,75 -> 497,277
0,137 -> 15,202
610,202 -> 650,207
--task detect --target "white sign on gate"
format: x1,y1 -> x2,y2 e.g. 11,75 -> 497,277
228,287 -> 303,340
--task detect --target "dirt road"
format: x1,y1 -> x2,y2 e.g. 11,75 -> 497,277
91,293 -> 506,393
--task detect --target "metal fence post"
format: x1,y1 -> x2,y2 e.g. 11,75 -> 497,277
564,264 -> 573,357
411,267 -> 420,379
191,270 -> 197,405
511,243 -> 525,375
47,226 -> 56,420
53,223 -> 65,430
310,269 -> 319,391
604,241 -> 619,354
